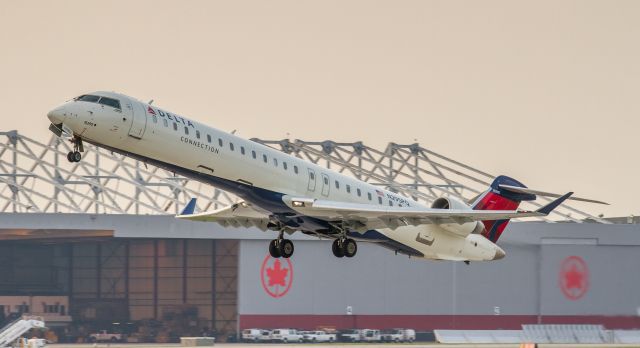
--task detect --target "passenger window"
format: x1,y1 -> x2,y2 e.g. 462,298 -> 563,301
389,201 -> 393,206
273,158 -> 278,167
196,130 -> 200,139
368,192 -> 372,201
218,138 -> 223,147
152,115 -> 157,123
324,177 -> 329,185
207,134 -> 211,143
309,172 -> 315,180
335,181 -> 340,189
252,150 -> 256,159
163,119 -> 168,127
184,127 -> 189,135
230,143 -> 235,151
173,122 -> 178,131
378,196 -> 383,204
98,97 -> 121,109
283,162 -> 287,170
241,146 -> 245,155
346,185 -> 351,193
263,154 -> 267,163
294,165 -> 298,174
357,188 -> 361,197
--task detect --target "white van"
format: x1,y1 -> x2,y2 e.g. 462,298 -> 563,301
242,329 -> 262,342
361,329 -> 381,342
258,330 -> 272,342
270,329 -> 303,343
382,328 -> 416,342
341,329 -> 362,342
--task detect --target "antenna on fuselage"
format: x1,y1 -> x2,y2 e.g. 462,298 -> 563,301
231,129 -> 237,134
148,99 -> 154,105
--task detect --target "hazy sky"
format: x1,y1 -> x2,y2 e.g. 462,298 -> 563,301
0,1 -> 638,217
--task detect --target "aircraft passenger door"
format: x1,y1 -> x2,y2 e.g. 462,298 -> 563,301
321,173 -> 330,197
127,100 -> 147,139
307,168 -> 316,192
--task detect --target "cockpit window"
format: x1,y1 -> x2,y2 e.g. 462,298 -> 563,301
98,97 -> 121,109
75,95 -> 100,103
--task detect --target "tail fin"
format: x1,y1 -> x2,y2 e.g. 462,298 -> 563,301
472,175 -> 536,243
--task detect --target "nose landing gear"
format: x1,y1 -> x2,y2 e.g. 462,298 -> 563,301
66,136 -> 84,163
67,151 -> 82,162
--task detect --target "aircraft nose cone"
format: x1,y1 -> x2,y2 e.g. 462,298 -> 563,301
493,247 -> 506,260
47,107 -> 65,124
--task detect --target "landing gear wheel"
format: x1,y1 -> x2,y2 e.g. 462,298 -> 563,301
68,136 -> 84,162
72,151 -> 82,162
332,239 -> 344,258
342,238 -> 357,258
269,239 -> 281,258
279,239 -> 294,258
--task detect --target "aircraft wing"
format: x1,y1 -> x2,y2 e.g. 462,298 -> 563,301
176,199 -> 271,231
283,193 -> 572,230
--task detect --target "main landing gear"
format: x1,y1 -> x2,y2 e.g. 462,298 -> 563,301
269,235 -> 294,259
66,136 -> 84,163
332,238 -> 357,258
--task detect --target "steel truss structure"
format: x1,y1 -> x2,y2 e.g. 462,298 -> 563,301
0,131 -> 604,222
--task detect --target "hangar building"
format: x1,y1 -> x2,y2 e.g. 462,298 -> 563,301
0,131 -> 637,342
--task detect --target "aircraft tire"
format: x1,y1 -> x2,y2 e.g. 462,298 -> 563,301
72,151 -> 82,162
343,238 -> 357,257
279,239 -> 294,258
67,151 -> 74,162
269,239 -> 281,258
332,239 -> 344,258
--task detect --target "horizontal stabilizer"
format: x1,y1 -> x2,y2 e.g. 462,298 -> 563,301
536,192 -> 573,215
498,184 -> 608,205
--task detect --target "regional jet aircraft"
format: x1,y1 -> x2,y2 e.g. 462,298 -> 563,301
46,92 -> 605,262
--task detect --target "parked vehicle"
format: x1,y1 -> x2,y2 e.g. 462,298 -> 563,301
88,330 -> 123,342
340,329 -> 362,342
361,329 -> 381,342
257,330 -> 272,342
242,329 -> 263,342
299,331 -> 312,342
270,329 -> 303,343
381,328 -> 416,342
302,330 -> 336,343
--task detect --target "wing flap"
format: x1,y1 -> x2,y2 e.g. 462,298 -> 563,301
176,201 -> 271,231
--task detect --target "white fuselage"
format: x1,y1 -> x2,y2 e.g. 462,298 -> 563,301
47,91 -> 502,261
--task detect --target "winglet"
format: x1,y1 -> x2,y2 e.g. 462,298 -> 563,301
536,192 -> 573,215
180,198 -> 197,215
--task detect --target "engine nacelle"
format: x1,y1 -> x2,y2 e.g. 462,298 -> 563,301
431,196 -> 485,237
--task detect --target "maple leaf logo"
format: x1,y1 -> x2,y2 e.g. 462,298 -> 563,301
559,256 -> 589,301
266,259 -> 289,287
147,106 -> 156,115
563,264 -> 584,290
260,255 -> 294,298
